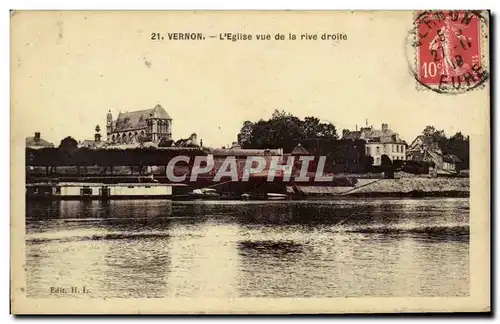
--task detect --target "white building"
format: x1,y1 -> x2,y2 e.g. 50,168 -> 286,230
342,123 -> 407,166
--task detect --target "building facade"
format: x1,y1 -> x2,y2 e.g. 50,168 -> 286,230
342,123 -> 406,166
106,104 -> 172,145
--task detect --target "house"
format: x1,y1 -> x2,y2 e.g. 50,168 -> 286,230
78,125 -> 107,149
26,132 -> 54,149
342,123 -> 407,166
174,133 -> 199,148
406,135 -> 462,175
290,143 -> 310,155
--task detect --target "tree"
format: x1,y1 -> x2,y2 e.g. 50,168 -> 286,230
360,155 -> 374,172
381,154 -> 394,179
237,121 -> 254,146
422,125 -> 437,137
59,136 -> 78,151
236,110 -> 338,152
158,138 -> 174,147
451,131 -> 465,141
444,132 -> 470,170
381,154 -> 392,167
422,125 -> 446,144
303,117 -> 337,139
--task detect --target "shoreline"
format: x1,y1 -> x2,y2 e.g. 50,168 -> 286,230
25,177 -> 470,201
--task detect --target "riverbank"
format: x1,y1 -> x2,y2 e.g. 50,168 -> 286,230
292,177 -> 469,198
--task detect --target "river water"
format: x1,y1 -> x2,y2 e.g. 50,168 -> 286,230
25,198 -> 469,298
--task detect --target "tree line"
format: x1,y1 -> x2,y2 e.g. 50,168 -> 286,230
26,147 -> 206,167
237,110 -> 338,153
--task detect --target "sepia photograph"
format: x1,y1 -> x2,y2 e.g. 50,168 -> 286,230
10,10 -> 490,314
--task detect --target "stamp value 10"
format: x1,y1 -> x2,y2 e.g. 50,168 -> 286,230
414,10 -> 488,94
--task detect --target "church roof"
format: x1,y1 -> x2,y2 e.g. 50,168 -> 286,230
114,104 -> 171,132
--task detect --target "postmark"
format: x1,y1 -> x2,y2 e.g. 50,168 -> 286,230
412,10 -> 489,94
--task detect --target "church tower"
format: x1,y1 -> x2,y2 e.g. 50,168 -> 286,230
106,110 -> 113,141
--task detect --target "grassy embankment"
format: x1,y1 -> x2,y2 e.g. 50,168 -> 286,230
292,176 -> 469,198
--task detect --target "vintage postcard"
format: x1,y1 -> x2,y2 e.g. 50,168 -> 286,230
10,10 -> 490,314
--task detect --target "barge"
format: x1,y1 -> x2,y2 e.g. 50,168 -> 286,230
26,182 -> 186,200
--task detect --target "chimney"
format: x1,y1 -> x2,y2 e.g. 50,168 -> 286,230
34,132 -> 41,142
382,123 -> 388,132
190,133 -> 198,146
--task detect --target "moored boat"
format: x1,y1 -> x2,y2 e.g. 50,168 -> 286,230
26,182 -> 182,200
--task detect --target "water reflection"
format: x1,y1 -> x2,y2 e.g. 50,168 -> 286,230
26,198 -> 469,298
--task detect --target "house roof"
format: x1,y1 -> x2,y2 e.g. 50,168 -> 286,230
343,127 -> 405,144
79,140 -> 106,149
410,147 -> 462,165
291,143 -> 310,155
342,131 -> 362,140
26,136 -> 54,148
114,104 -> 171,132
443,154 -> 462,163
80,140 -> 96,146
408,135 -> 439,151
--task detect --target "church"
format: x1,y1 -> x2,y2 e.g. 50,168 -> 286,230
106,104 -> 172,145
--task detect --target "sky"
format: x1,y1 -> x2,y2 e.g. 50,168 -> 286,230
11,11 -> 489,148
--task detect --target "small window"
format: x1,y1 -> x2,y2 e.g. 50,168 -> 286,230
81,187 -> 92,196
376,146 -> 380,154
128,185 -> 134,188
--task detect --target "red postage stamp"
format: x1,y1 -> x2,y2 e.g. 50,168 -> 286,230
414,10 -> 488,93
